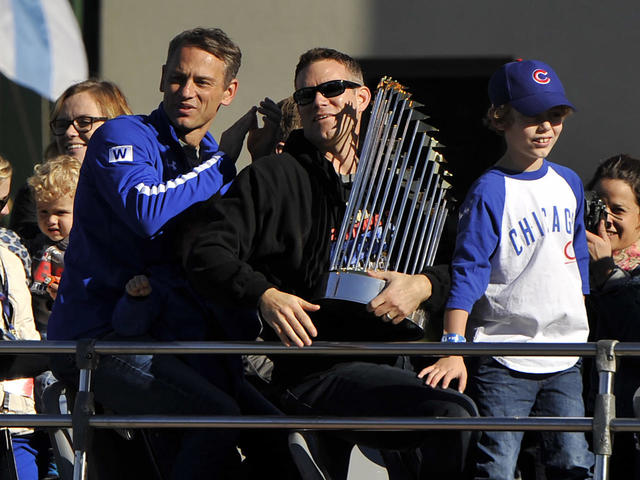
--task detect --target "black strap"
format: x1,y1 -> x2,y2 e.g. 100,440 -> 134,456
0,427 -> 18,480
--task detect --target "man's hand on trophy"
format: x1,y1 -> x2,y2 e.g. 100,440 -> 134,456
258,288 -> 319,347
366,271 -> 432,324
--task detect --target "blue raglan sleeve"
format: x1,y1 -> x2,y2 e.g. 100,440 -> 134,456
552,163 -> 590,294
446,176 -> 504,312
84,117 -> 236,238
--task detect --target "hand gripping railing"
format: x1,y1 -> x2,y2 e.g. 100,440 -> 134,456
1,339 -> 639,480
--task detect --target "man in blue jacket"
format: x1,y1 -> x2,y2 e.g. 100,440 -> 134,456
49,27 -> 285,479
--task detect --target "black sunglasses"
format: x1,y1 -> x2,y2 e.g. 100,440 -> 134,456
293,80 -> 361,106
50,116 -> 108,136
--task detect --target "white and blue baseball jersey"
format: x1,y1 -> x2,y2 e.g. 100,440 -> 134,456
447,160 -> 589,373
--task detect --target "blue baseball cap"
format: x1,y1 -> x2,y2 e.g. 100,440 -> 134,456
488,59 -> 575,116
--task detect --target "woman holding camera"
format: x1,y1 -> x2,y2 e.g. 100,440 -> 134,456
587,154 -> 640,287
586,153 -> 640,479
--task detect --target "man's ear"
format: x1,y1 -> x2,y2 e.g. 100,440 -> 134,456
220,78 -> 239,107
159,64 -> 166,93
356,85 -> 371,113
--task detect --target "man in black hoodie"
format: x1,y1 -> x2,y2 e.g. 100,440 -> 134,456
183,48 -> 476,478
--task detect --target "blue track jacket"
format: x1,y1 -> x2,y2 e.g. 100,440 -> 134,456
48,104 -> 235,340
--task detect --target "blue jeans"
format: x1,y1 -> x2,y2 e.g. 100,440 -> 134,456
467,357 -> 593,480
52,338 -> 288,480
12,434 -> 38,480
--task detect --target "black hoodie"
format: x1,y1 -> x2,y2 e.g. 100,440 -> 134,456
181,130 -> 451,382
184,130 -> 346,308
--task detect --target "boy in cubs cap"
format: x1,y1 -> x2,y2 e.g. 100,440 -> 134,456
489,59 -> 575,116
419,59 -> 594,478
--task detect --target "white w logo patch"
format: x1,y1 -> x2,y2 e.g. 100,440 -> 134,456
108,145 -> 133,163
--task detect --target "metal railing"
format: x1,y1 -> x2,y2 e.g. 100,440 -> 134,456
2,339 -> 639,480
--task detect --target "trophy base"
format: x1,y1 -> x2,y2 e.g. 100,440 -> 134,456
312,271 -> 426,341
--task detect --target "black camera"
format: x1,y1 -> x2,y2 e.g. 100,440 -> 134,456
584,190 -> 608,233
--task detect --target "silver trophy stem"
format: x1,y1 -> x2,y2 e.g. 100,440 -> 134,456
356,98 -> 412,269
406,174 -> 441,274
392,135 -> 433,272
330,83 -> 389,269
364,100 -> 415,269
409,177 -> 444,274
423,201 -> 449,269
379,117 -> 422,270
345,91 -> 404,270
424,183 -> 449,270
334,100 -> 391,269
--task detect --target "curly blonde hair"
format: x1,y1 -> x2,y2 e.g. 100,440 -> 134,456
28,155 -> 81,204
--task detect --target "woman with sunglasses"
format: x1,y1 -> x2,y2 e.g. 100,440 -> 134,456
585,154 -> 640,479
10,80 -> 132,247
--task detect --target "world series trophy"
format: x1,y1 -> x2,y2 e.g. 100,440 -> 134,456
314,78 -> 452,341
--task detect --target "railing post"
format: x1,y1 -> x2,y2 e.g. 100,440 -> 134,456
72,339 -> 99,480
593,339 -> 618,480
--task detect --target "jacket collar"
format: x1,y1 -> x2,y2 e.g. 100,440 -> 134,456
284,130 -> 348,203
151,103 -> 220,159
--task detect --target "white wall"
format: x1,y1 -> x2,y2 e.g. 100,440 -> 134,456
101,0 -> 640,178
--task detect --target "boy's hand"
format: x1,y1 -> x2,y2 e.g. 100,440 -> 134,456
125,275 -> 152,297
45,275 -> 61,300
418,356 -> 467,393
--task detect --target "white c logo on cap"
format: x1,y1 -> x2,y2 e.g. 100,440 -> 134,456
532,69 -> 550,84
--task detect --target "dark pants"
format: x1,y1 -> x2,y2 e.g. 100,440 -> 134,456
280,360 -> 478,478
52,346 -> 294,479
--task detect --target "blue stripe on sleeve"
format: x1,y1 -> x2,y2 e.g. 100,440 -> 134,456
446,171 -> 506,312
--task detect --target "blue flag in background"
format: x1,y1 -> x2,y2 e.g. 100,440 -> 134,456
0,0 -> 88,101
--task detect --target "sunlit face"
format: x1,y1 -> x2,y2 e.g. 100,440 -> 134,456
501,107 -> 568,162
54,91 -> 105,162
0,177 -> 10,218
160,45 -> 238,145
36,194 -> 74,242
295,59 -> 370,157
594,178 -> 640,252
